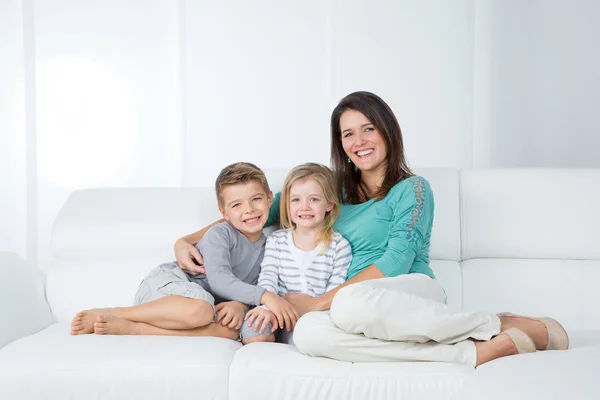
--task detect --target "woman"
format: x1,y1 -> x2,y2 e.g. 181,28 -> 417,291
175,91 -> 568,366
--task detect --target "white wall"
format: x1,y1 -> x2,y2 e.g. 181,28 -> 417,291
329,0 -> 474,169
529,0 -> 600,167
479,0 -> 600,167
31,0 -> 184,268
0,0 -> 27,260
1,1 -> 599,269
184,0 -> 475,186
183,0 -> 332,186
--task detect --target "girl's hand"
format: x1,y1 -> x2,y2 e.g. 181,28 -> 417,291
215,301 -> 247,330
260,292 -> 299,331
282,293 -> 324,316
245,307 -> 278,334
175,238 -> 205,275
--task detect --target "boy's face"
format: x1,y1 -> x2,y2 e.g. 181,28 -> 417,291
219,180 -> 272,242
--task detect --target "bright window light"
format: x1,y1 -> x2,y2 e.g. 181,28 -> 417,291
37,57 -> 137,186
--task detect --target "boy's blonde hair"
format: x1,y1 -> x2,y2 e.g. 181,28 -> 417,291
215,162 -> 270,207
280,163 -> 339,252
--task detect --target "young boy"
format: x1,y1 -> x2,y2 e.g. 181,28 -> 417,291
70,162 -> 298,344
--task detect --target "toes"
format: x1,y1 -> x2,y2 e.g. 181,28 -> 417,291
94,322 -> 106,334
96,315 -> 106,323
71,324 -> 83,333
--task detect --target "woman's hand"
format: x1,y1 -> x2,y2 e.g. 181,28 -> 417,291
174,238 -> 205,275
282,293 -> 326,316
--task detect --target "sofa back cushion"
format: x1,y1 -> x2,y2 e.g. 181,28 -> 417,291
461,169 -> 600,260
46,168 -> 462,321
460,169 -> 600,330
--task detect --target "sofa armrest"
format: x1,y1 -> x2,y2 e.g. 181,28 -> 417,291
0,252 -> 55,349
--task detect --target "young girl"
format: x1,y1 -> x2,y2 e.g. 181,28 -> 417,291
244,163 -> 352,344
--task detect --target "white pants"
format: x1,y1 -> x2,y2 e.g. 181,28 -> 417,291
293,274 -> 501,366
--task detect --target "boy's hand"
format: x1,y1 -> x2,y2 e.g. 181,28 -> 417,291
245,307 -> 278,334
215,301 -> 247,329
260,291 -> 299,331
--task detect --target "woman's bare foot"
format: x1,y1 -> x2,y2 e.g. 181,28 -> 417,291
94,315 -> 140,335
475,333 -> 518,366
71,308 -> 119,335
499,315 -> 548,350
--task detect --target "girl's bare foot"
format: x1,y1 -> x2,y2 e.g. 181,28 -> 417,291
499,315 -> 548,350
94,315 -> 140,335
71,308 -> 119,335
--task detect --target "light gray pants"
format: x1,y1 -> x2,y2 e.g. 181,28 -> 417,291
293,274 -> 501,366
135,264 -> 272,341
134,263 -> 215,308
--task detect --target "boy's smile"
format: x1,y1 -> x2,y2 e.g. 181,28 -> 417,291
219,181 -> 272,242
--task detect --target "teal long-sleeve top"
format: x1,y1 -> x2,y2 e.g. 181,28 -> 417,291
267,175 -> 435,280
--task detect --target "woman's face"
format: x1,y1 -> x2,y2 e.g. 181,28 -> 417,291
340,109 -> 387,176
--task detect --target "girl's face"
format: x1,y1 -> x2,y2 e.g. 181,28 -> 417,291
340,109 -> 387,176
288,177 -> 333,231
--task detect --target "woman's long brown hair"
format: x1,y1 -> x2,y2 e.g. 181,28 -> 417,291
330,91 -> 413,204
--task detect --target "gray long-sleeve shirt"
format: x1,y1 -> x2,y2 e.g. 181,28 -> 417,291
188,221 -> 266,306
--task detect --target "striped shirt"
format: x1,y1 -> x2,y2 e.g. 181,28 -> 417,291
257,228 -> 352,297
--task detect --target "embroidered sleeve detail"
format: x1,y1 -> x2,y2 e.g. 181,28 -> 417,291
405,176 -> 425,244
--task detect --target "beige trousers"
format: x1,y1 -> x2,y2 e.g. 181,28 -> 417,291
293,274 -> 501,366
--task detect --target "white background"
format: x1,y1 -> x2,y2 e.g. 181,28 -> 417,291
1,0 -> 599,268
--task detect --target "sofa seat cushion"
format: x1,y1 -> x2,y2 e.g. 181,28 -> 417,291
464,330 -> 600,400
0,322 -> 242,400
229,342 -> 474,400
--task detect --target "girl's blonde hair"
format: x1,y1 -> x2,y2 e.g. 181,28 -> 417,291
280,163 -> 339,252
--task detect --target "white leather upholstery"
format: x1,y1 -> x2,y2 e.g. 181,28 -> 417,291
463,333 -> 600,400
46,258 -> 167,322
229,343 -> 354,400
430,260 -> 463,309
462,259 -> 600,331
51,187 -> 222,261
0,253 -> 54,349
229,342 -> 473,400
0,322 -> 241,400
414,168 -> 461,262
2,168 -> 599,400
461,169 -> 600,260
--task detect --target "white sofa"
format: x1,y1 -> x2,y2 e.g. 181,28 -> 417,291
1,168 -> 599,400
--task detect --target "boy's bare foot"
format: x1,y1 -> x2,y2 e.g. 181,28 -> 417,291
71,308 -> 118,335
94,315 -> 140,335
205,323 -> 240,341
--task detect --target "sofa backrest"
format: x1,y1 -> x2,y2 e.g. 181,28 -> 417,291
45,168 -> 599,331
460,169 -> 600,330
45,168 -> 461,321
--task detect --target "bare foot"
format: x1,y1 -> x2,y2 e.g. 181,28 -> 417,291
204,323 -> 240,341
71,309 -> 117,335
475,333 -> 518,366
499,315 -> 548,350
94,315 -> 140,335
